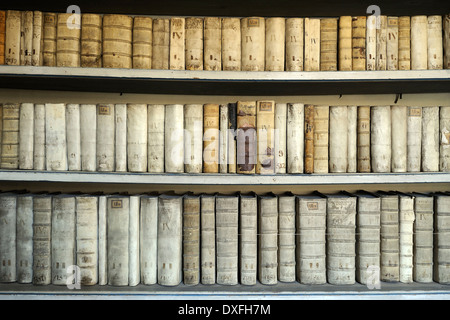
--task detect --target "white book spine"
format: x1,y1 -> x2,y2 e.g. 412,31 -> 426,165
411,16 -> 428,70
203,17 -> 221,71
440,106 -> 450,171
422,106 -> 440,172
16,195 -> 33,283
427,15 -> 443,70
98,195 -> 107,285
140,196 -> 158,285
380,194 -> 400,282
240,195 -> 257,285
0,194 -> 17,283
413,196 -> 434,283
183,104 -> 203,173
127,104 -> 148,172
399,196 -> 415,283
19,102 -> 34,170
391,105 -> 407,172
33,104 -> 46,170
241,17 -> 265,71
274,103 -> 287,173
376,16 -> 387,70
96,104 -> 115,172
165,104 -> 184,173
407,107 -> 422,172
114,104 -> 127,172
129,195 -> 140,286
366,15 -> 377,70
434,195 -> 450,284
32,195 -> 52,285
65,104 -> 81,171
219,104 -> 228,173
371,106 -> 391,172
285,18 -> 304,71
80,104 -> 97,172
259,196 -> 278,285
148,104 -> 165,173
329,106 -> 348,173
201,195 -> 216,285
221,17 -> 241,71
287,103 -> 304,173
347,105 -> 357,173
45,103 -> 67,171
387,17 -> 399,70
265,17 -> 285,71
278,195 -> 296,282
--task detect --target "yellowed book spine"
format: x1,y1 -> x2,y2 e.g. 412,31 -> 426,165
352,16 -> 366,71
411,15 -> 428,70
185,17 -> 203,71
445,15 -> 450,69
265,17 -> 285,71
387,17 -> 399,70
357,106 -> 371,173
376,16 -> 388,70
338,16 -> 352,71
103,14 -> 133,69
237,101 -> 257,174
5,10 -> 21,65
1,103 -> 19,169
32,11 -> 44,66
285,18 -> 303,71
304,18 -> 320,71
0,11 -> 5,65
81,14 -> 102,68
256,100 -> 275,174
203,104 -> 219,173
427,15 -> 443,70
366,15 -> 377,70
204,17 -> 221,71
304,105 -> 314,174
169,17 -> 185,70
23,11 -> 33,66
313,105 -> 329,173
43,13 -> 56,66
221,17 -> 241,71
398,16 -> 411,70
241,17 -> 265,71
132,16 -> 152,69
56,13 -> 80,67
320,18 -> 337,71
152,18 -> 169,70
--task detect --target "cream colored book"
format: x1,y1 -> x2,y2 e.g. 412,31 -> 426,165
366,15 -> 377,70
184,104 -> 203,173
5,10 -> 21,65
387,17 -> 399,70
203,104 -> 220,173
16,194 -> 33,283
0,193 -> 17,283
152,18 -> 169,70
422,106 -> 440,172
45,103 -> 67,171
357,106 -> 371,173
411,16 -> 428,70
33,104 -> 45,170
219,104 -> 228,173
103,14 -> 133,69
56,13 -> 80,67
329,106 -> 348,173
304,104 -> 314,174
19,103 -> 34,170
304,18 -> 320,71
274,103 -> 287,174
200,194 -> 216,285
320,18 -> 338,71
391,105 -> 407,172
165,104 -> 184,173
376,15 -> 387,70
204,17 -> 221,71
140,195 -> 158,285
399,194 -> 415,283
43,13 -> 56,66
132,16 -> 152,69
265,17 -> 285,71
80,104 -> 96,172
434,193 -> 450,284
32,11 -> 43,66
313,105 -> 329,173
445,15 -> 450,69
81,14 -> 102,68
1,103 -> 19,169
240,193 -> 257,285
66,104 -> 81,171
221,17 -> 241,71
407,106 -> 422,172
278,194 -> 296,283
169,17 -> 185,70
256,100 -> 275,174
338,16 -> 352,71
127,104 -> 148,172
347,105 -> 357,173
236,101 -> 257,174
129,195 -> 140,287
0,11 -> 4,65
96,104 -> 115,172
227,103 -> 237,173
98,196 -> 107,285
185,17 -> 203,71
19,11 -> 25,65
352,16 -> 366,71
183,195 -> 200,286
287,103 -> 304,173
398,16 -> 411,70
427,15 -> 443,70
241,17 -> 265,71
114,104 -> 127,172
440,106 -> 450,171
371,106 -> 391,173
32,194 -> 52,285
285,18 -> 304,71
147,104 -> 165,173
258,194 -> 278,285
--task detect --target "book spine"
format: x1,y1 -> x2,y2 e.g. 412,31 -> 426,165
320,18 -> 337,71
0,195 -> 16,283
313,105 -> 329,173
391,106 -> 407,172
96,104 -> 115,172
329,106 -> 348,173
265,17 -> 285,71
304,18 -> 320,71
407,106 -> 422,172
338,16 -> 352,71
399,196 -> 415,283
411,15 -> 428,70
31,11 -> 43,66
1,103 -> 19,169
114,104 -> 127,172
16,195 -> 33,283
219,104 -> 229,173
398,16 -> 411,70
278,196 -> 296,282
184,104 -> 203,173
33,104 -> 45,170
5,10 -> 21,65
148,104 -> 165,173
376,16 -> 388,70
169,17 -> 185,70
183,196 -> 200,286
352,16 -> 366,71
165,104 -> 184,173
347,106 -> 357,173
127,104 -> 148,172
80,104 -> 96,172
203,103 -> 220,173
221,17 -> 241,71
427,15 -> 443,69
132,16 -> 152,69
285,18 -> 304,71
45,103 -> 68,171
227,103 -> 237,173
422,106 -> 440,172
0,11 -> 5,65
204,17 -> 221,71
440,106 -> 450,171
43,13 -> 56,66
371,106 -> 392,173
240,195 -> 257,285
287,103 -> 304,173
366,15 -> 376,70
81,14 -> 102,68
200,196 -> 215,284
129,195 -> 140,287
32,195 -> 52,285
256,100 -> 275,174
56,13 -> 80,67
357,106 -> 371,172
387,16 -> 399,70
66,104 -> 81,171
237,101 -> 257,174
274,103 -> 287,173
19,12 -> 25,65
413,196 -> 434,283
0,104 -> 2,159
445,15 -> 450,69
140,196 -> 158,285
102,14 -> 133,69
434,195 -> 450,284
380,195 -> 400,282
98,196 -> 107,285
185,17 -> 204,71
304,104 -> 314,174
23,11 -> 33,66
19,103 -> 34,170
241,17 -> 265,71
152,18 -> 169,70
258,196 -> 278,285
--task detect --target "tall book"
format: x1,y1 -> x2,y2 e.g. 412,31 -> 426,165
42,13 -> 56,66
338,16 -> 352,71
265,17 -> 285,71
81,14 -> 102,68
256,100 -> 275,174
320,18 -> 337,71
158,194 -> 183,286
399,194 -> 415,283
241,17 -> 265,71
352,16 -> 366,71
445,15 -> 450,69
152,18 -> 169,70
148,104 -> 165,173
45,103 -> 67,171
1,103 -> 19,169
185,17 -> 203,71
140,195 -> 158,285
285,18 -> 303,71
114,104 -> 127,172
347,105 -> 357,173
221,17 -> 241,71
407,106 -> 422,172
304,104 -> 314,174
5,10 -> 21,65
216,194 -> 239,285
19,103 -> 34,170
391,105 -> 407,172
0,104 -> 2,159
357,106 -> 371,172
366,15 -> 376,70
236,101 -> 257,174
32,194 -> 52,285
127,104 -> 148,172
22,11 -> 33,66
259,194 -> 278,285
204,17 -> 221,71
440,106 -> 450,171
184,104 -> 203,173
386,17 -> 399,70
434,193 -> 450,284
165,104 -> 184,173
98,195 -> 107,285
376,15 -> 388,70
132,16 -> 152,69
203,103 -> 219,173
219,104 -> 228,173
371,106 -> 391,173
183,194 -> 200,286
427,15 -> 443,70
31,11 -> 44,66
329,106 -> 347,173
103,14 -> 133,69
16,194 -> 33,283
200,194 -> 216,285
0,193 -> 16,283
66,104 -> 81,171
169,17 -> 185,70
313,105 -> 329,173
129,195 -> 140,287
278,193 -> 296,283
96,104 -> 115,172
287,103 -> 304,173
227,103 -> 237,173
304,18 -> 320,71
411,16 -> 428,70
240,192 -> 257,285
33,104 -> 45,170
80,104 -> 97,172
274,103 -> 287,174
398,16 -> 411,70
56,13 -> 80,67
422,106 -> 439,172
0,11 -> 5,65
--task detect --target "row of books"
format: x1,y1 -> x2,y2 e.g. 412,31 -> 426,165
1,10 -> 449,71
0,190 -> 449,287
1,102 -> 450,174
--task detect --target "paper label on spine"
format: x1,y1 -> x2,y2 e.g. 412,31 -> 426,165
409,108 -> 421,117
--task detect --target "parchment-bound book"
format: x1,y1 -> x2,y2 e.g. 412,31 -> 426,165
0,104 -> 2,159
352,16 -> 366,71
240,193 -> 257,285
387,17 -> 399,70
45,103 -> 67,171
19,12 -> 25,64
140,195 -> 158,285
287,103 -> 304,173
434,193 -> 450,284
237,101 -> 257,174
320,18 -> 337,71
127,104 -> 148,172
256,100 -> 275,174
32,194 -> 52,285
228,103 -> 237,173
31,11 -> 43,66
258,194 -> 278,285
184,104 -> 203,173
98,196 -> 107,285
148,104 -> 165,173
427,16 -> 443,70
407,106 -> 422,172
103,14 -> 133,69
1,103 -> 19,169
16,194 -> 33,283
285,18 -> 304,71
241,17 -> 265,71
5,10 -> 21,65
274,103 -> 287,174
296,194 -> 327,285
265,17 -> 285,71
219,104 -> 228,173
376,16 -> 387,70
347,106 -> 357,173
66,104 -> 81,171
204,17 -> 221,71
200,194 -> 215,284
278,193 -> 296,283
357,106 -> 371,172
129,195 -> 140,286
152,18 -> 169,70
203,104 -> 219,173
43,13 -> 56,66
399,194 -> 415,283
0,193 -> 16,283
0,11 -> 5,65
185,17 -> 203,71
313,105 -> 329,173
329,106 -> 348,173
371,106 -> 391,173
338,16 -> 352,71
81,14 -> 102,68
391,105 -> 407,172
304,18 -> 320,71
326,193 -> 357,285
422,106 -> 440,172
304,104 -> 314,174
165,104 -> 184,173
56,13 -> 80,67
169,17 -> 185,70
445,15 -> 450,69
398,16 -> 411,70
411,16 -> 428,70
76,195 -> 99,286
22,11 -> 33,66
114,104 -> 127,172
183,194 -> 200,286
96,104 -> 115,172
366,15 -> 376,70
107,196 -> 129,286
216,194 -> 239,285
221,17 -> 241,71
132,16 -> 152,69
80,104 -> 96,172
158,194 -> 183,286
33,104 -> 45,170
51,195 -> 76,285
19,103 -> 34,170
440,106 -> 450,171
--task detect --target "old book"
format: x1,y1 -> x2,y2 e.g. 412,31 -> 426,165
391,105 -> 407,172
98,196 -> 107,285
227,103 -> 237,173
285,18 -> 303,71
216,194 -> 239,285
81,14 -> 102,68
440,106 -> 450,171
427,15 -> 443,70
240,193 -> 257,285
158,194 -> 183,286
45,103 -> 67,171
407,106 -> 422,172
32,194 -> 52,285
169,17 -> 185,70
140,195 -> 158,285
219,104 -> 228,173
16,194 -> 33,283
265,17 -> 285,71
338,16 -> 352,71
278,193 -> 296,283
0,104 -> 2,159
241,17 -> 265,71
148,104 -> 165,173
296,194 -> 327,285
411,16 -> 428,70
304,18 -> 320,71
204,17 -> 221,71
114,104 -> 127,172
129,195 -> 140,287
184,104 -> 203,173
183,194 -> 200,286
56,13 -> 80,67
76,195 -> 98,286
51,195 -> 76,285
313,105 -> 329,173
236,101 -> 257,174
5,10 -> 21,65
387,17 -> 399,70
304,104 -> 314,174
203,103 -> 219,173
434,193 -> 450,284
80,104 -> 96,171
152,18 -> 169,70
43,13 -> 56,66
320,18 -> 337,71
165,104 -> 184,173
329,106 -> 348,173
347,106 -> 357,173
357,106 -> 371,172
274,103 -> 287,174
0,193 -> 16,283
31,11 -> 44,66
132,16 -> 152,69
66,104 -> 81,171
287,103 -> 304,173
399,194 -> 415,283
0,11 -> 5,64
200,194 -> 216,285
398,16 -> 411,70
22,11 -> 33,66
96,104 -> 115,172
352,16 -> 366,71
127,104 -> 148,172
256,100 -> 275,174
33,104 -> 45,170
366,15 -> 376,70
185,17 -> 203,71
445,15 -> 450,69
107,196 -> 129,286
103,14 -> 133,69
376,15 -> 388,70
371,106 -> 391,173
1,103 -> 19,169
19,103 -> 34,170
221,17 -> 241,71
259,194 -> 278,285
422,106 -> 440,172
